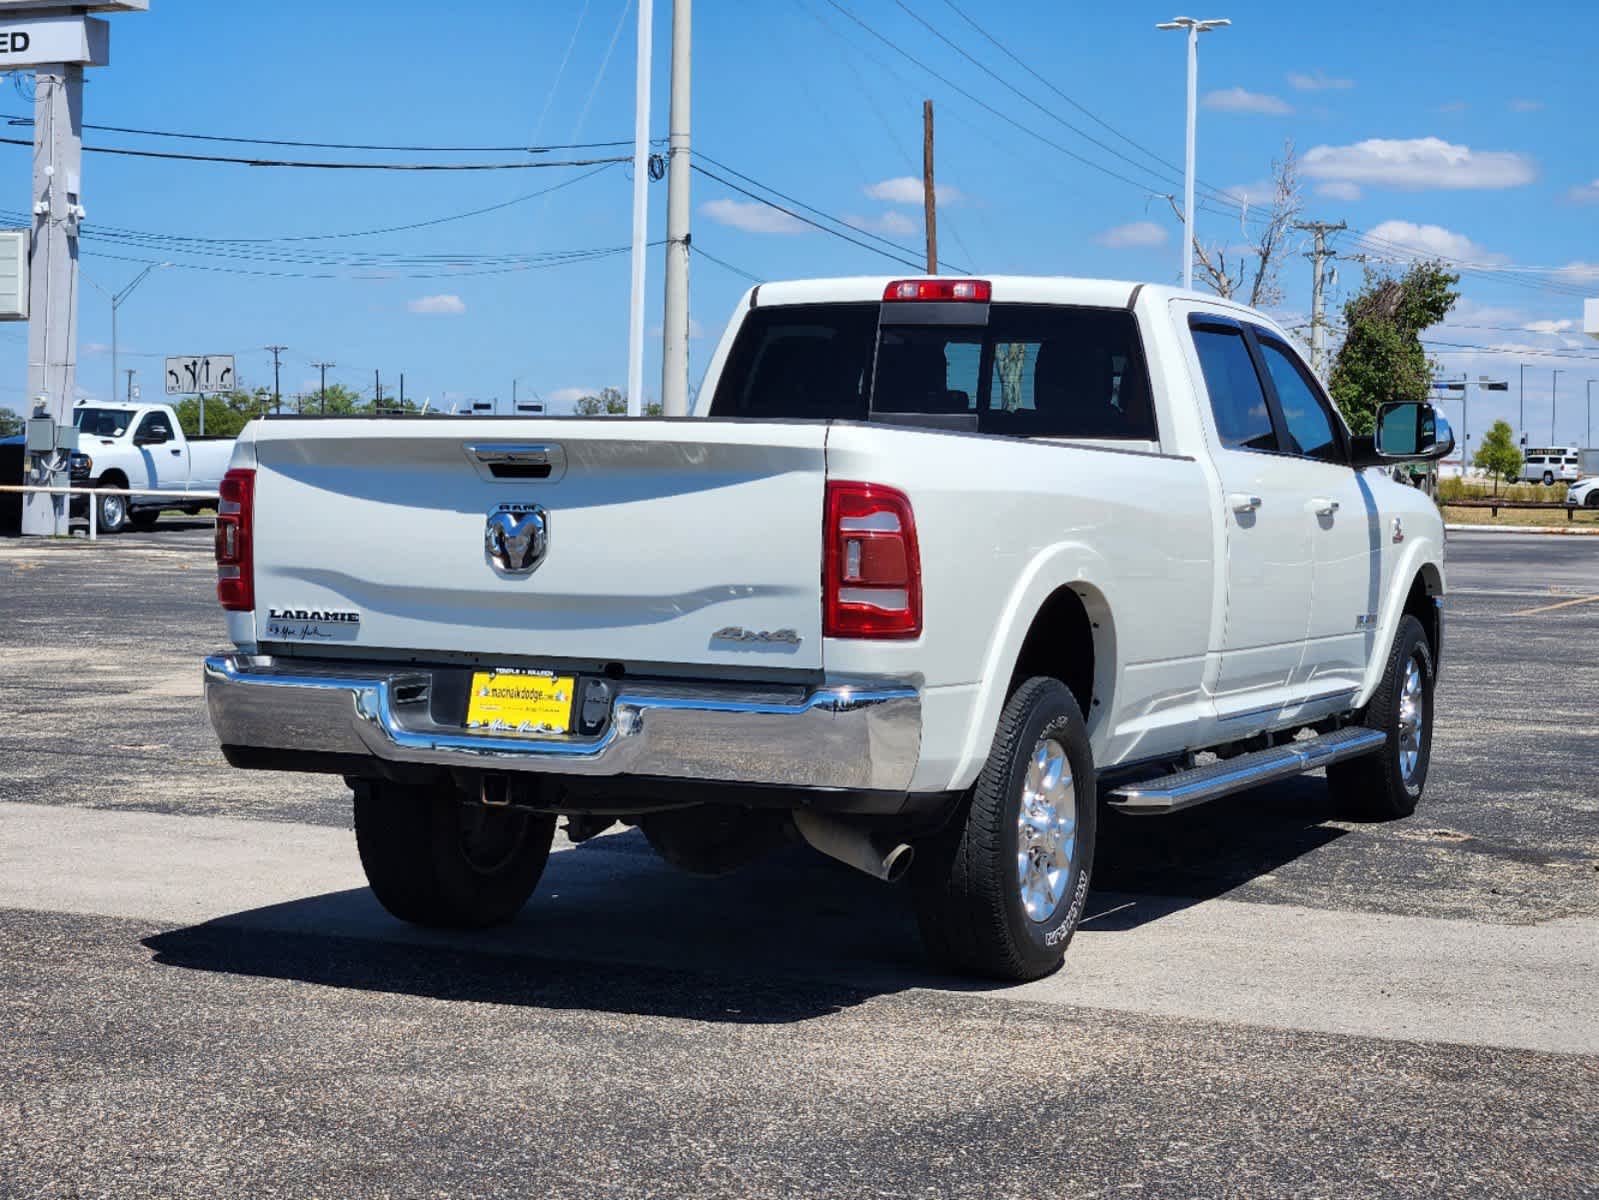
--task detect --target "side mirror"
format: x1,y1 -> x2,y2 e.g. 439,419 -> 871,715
1352,401 -> 1455,466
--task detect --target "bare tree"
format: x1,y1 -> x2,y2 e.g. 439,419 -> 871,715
1167,140 -> 1301,307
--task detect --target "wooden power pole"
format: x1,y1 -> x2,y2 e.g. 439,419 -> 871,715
922,99 -> 937,276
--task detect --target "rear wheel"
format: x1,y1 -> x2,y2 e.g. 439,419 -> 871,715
1543,471 -> 1556,486
1586,492 -> 1599,509
912,677 -> 1097,981
353,779 -> 555,927
129,510 -> 159,530
1328,614 -> 1435,820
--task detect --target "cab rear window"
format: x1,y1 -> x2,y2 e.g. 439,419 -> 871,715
710,302 -> 1157,440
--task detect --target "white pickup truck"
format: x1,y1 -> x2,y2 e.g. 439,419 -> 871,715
203,276 -> 1452,980
72,401 -> 234,532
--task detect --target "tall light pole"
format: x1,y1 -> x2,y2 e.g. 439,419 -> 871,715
660,0 -> 692,417
1157,15 -> 1230,292
1551,368 -> 1563,444
1587,379 -> 1594,449
626,0 -> 656,417
1519,362 -> 1527,445
84,262 -> 170,405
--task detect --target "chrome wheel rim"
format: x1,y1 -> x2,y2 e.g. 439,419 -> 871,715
1016,737 -> 1077,923
1397,655 -> 1426,783
102,496 -> 124,527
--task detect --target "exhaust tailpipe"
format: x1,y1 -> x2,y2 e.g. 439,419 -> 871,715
793,810 -> 914,883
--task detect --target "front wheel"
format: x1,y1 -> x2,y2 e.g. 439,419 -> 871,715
129,510 -> 159,531
1586,492 -> 1599,510
1328,614 -> 1435,820
96,490 -> 131,534
912,677 -> 1097,981
353,779 -> 556,928
1543,471 -> 1556,486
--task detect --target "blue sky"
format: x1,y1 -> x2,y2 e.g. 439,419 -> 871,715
2,0 -> 1595,443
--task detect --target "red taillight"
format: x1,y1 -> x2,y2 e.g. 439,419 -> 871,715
215,467 -> 255,612
882,278 -> 991,303
824,481 -> 921,639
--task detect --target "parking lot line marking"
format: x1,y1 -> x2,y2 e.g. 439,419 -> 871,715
1507,593 -> 1599,617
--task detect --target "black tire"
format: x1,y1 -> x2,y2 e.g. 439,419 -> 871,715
1542,471 -> 1556,486
352,779 -> 556,928
129,510 -> 159,530
1586,492 -> 1599,510
1328,614 -> 1435,821
911,677 -> 1097,981
96,488 -> 131,534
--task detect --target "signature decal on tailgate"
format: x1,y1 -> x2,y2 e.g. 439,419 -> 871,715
265,607 -> 361,642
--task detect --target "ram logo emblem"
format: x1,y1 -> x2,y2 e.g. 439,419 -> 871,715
485,503 -> 549,575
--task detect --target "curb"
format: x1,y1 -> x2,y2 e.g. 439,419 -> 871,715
1445,523 -> 1599,537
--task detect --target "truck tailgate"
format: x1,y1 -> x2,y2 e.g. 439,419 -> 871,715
249,419 -> 828,671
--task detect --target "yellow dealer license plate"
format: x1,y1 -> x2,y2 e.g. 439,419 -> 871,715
465,669 -> 576,735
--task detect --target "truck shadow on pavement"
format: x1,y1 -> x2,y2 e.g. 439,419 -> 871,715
143,774 -> 1348,1023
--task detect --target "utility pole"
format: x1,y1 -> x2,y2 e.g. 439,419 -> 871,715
374,368 -> 382,411
1519,362 -> 1526,446
922,100 -> 938,275
626,0 -> 655,417
312,360 -> 334,414
399,372 -> 406,411
660,0 -> 692,417
1295,221 -> 1345,377
1157,16 -> 1230,292
21,61 -> 84,536
265,345 -> 287,414
124,368 -> 135,402
1552,369 -> 1562,444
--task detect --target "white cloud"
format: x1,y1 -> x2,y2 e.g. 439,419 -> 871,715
1289,70 -> 1354,91
1095,221 -> 1168,249
844,210 -> 920,237
1302,137 -> 1536,191
1567,179 -> 1599,204
864,177 -> 964,206
1365,220 -> 1505,264
547,387 -> 594,408
408,293 -> 466,315
1315,180 -> 1362,202
1202,87 -> 1293,115
1524,319 -> 1576,334
82,342 -> 113,357
1433,101 -> 1468,114
1557,262 -> 1599,283
1508,98 -> 1543,113
701,198 -> 807,235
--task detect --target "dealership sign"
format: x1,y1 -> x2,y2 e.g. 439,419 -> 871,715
0,14 -> 110,67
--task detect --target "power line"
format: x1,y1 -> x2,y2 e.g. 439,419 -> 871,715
0,135 -> 629,171
0,112 -> 638,154
697,151 -> 959,268
692,163 -> 927,271
691,243 -> 764,284
818,0 -> 1166,199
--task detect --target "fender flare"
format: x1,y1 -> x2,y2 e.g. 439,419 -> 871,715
948,541 -> 1120,792
1355,535 -> 1444,708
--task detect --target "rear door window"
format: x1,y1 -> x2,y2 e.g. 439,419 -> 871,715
1191,326 -> 1278,452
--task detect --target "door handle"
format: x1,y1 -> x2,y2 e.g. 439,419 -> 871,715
1229,493 -> 1263,513
1309,498 -> 1340,516
169,448 -> 182,456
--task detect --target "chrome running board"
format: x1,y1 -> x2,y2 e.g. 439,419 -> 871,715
1108,727 -> 1388,814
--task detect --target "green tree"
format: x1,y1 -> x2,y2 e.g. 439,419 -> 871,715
574,386 -> 628,416
173,395 -> 251,439
1472,420 -> 1523,494
0,407 -> 21,438
1328,261 -> 1460,436
295,383 -> 366,415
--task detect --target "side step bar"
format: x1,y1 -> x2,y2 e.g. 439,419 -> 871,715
1108,727 -> 1388,814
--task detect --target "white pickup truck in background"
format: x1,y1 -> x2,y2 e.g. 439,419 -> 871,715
72,401 -> 235,532
202,275 -> 1453,980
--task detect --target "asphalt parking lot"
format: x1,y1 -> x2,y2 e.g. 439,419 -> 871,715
1,522 -> 1596,1198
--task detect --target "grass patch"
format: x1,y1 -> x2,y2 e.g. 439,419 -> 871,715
1436,477 -> 1572,503
1441,504 -> 1599,528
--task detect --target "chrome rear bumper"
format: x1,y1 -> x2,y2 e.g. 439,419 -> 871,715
203,655 -> 922,792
